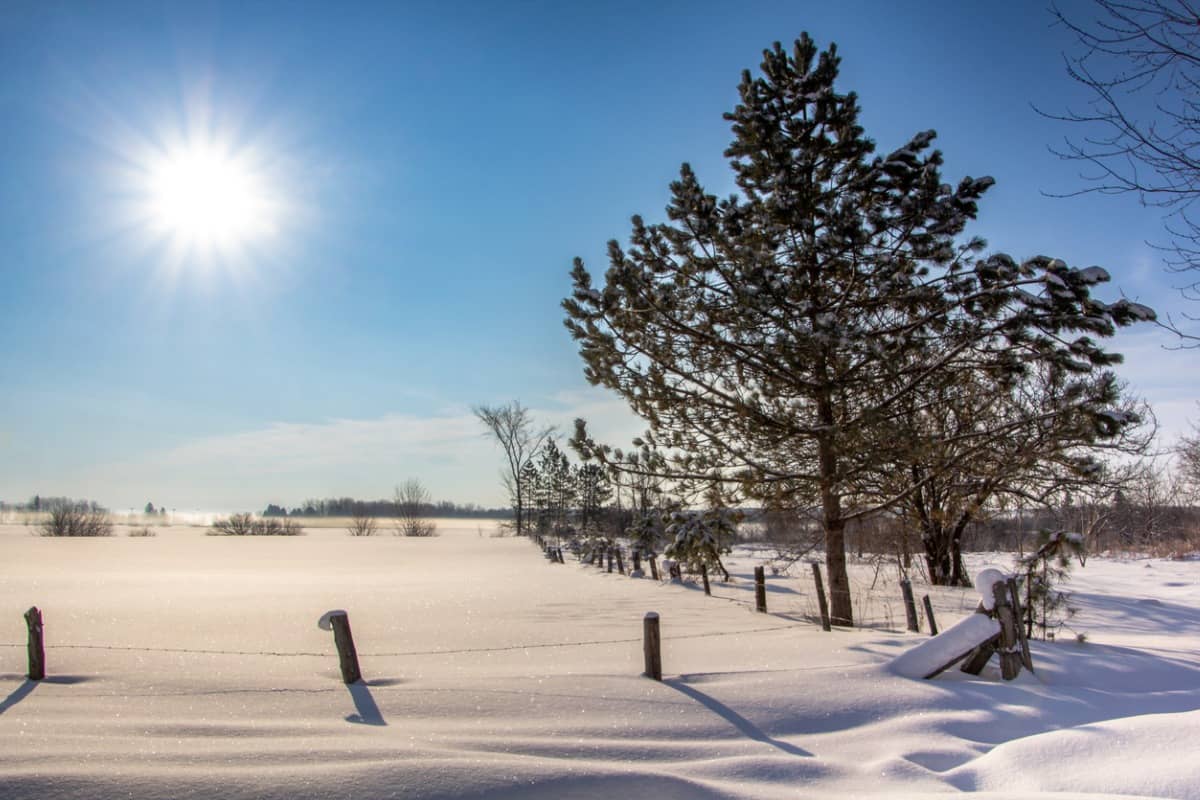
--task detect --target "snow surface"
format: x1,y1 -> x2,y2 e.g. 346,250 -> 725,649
2,521 -> 1199,799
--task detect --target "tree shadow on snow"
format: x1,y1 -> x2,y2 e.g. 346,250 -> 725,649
664,678 -> 811,757
1072,591 -> 1200,637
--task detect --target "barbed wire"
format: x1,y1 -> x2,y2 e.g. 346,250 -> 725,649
0,543 -> 959,661
0,621 -> 804,660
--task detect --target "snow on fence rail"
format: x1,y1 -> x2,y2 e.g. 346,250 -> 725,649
890,568 -> 1033,681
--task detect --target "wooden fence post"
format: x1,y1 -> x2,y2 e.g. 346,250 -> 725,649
1006,577 -> 1034,672
812,563 -> 832,632
992,582 -> 1023,680
319,610 -> 362,684
700,563 -> 711,596
632,549 -> 642,573
606,547 -> 614,573
616,548 -> 625,575
649,555 -> 660,581
901,579 -> 920,632
25,606 -> 45,681
922,594 -> 939,636
643,612 -> 662,681
754,566 -> 767,613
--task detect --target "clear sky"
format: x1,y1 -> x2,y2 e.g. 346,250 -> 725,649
1,0 -> 1194,513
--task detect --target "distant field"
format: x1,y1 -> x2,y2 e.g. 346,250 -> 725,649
1,512 -> 507,533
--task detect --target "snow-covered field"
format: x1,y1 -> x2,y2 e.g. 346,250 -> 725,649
2,520 -> 1198,799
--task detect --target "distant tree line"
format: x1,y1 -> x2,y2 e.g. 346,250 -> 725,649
2,496 -> 107,513
262,498 -> 512,519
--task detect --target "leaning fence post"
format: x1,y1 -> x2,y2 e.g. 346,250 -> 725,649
649,555 -> 660,581
992,582 -> 1023,680
922,594 -> 939,636
319,610 -> 362,684
643,612 -> 662,681
812,563 -> 832,632
901,579 -> 920,632
1006,576 -> 1034,672
754,566 -> 767,613
700,563 -> 711,596
25,606 -> 45,681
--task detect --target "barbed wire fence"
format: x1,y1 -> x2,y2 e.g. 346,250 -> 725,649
534,532 -> 978,635
3,534 -> 976,683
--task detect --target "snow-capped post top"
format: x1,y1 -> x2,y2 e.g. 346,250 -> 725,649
974,568 -> 1009,610
318,609 -> 348,631
319,609 -> 363,684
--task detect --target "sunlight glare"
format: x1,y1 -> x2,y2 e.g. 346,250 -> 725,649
145,143 -> 277,252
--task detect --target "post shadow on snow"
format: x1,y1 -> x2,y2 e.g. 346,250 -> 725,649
772,611 -> 829,626
0,675 -> 90,716
664,677 -> 811,757
344,678 -> 399,726
0,680 -> 36,716
724,570 -> 805,597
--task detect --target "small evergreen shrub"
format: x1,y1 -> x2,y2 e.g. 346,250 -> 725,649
664,507 -> 739,581
1015,529 -> 1085,640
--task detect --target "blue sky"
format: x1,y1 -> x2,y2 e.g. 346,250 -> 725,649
0,1 -> 1194,512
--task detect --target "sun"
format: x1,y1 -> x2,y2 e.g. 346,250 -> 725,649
142,141 -> 278,252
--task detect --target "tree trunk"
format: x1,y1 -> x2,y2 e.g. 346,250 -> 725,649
515,484 -> 524,536
923,525 -> 954,586
825,519 -> 852,626
815,403 -> 853,626
949,532 -> 967,587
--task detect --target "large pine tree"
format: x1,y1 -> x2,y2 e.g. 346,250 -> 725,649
564,34 -> 1151,626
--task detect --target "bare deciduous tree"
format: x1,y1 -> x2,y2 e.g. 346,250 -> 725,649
877,367 -> 1152,585
40,500 -> 113,537
209,513 -> 304,536
474,402 -> 553,536
394,479 -> 437,537
1181,420 -> 1200,497
1051,0 -> 1200,343
347,508 -> 378,537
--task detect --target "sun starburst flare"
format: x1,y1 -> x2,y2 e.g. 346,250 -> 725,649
148,146 -> 275,245
141,141 -> 279,254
